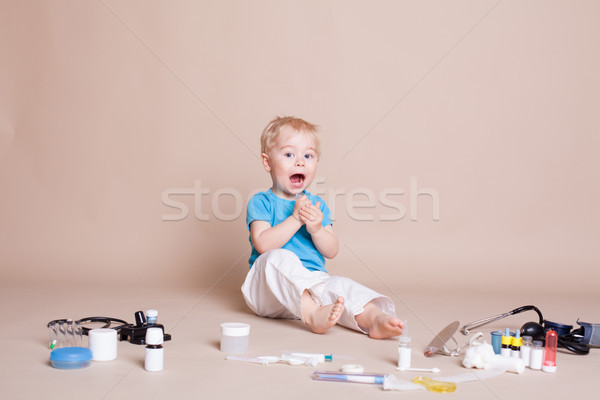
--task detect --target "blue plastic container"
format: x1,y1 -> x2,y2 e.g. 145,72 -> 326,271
50,347 -> 92,369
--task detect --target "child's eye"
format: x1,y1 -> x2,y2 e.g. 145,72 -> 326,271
284,152 -> 293,158
304,154 -> 313,159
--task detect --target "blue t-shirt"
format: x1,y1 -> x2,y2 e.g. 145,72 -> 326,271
246,189 -> 332,272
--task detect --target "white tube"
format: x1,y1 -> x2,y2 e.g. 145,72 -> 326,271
491,355 -> 525,374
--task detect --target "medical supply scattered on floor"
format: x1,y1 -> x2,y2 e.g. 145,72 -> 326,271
544,320 -> 571,336
500,328 -> 512,357
520,321 -> 545,340
227,355 -> 260,365
529,340 -> 544,370
520,335 -> 532,367
461,332 -> 495,369
460,305 -> 544,335
462,305 -> 595,355
65,319 -> 79,347
312,371 -> 386,384
48,322 -> 58,349
491,354 -> 525,373
542,329 -> 558,373
47,311 -> 171,346
226,355 -> 301,366
226,352 -> 330,366
443,369 -> 507,384
511,329 -> 521,358
461,331 -> 525,373
424,321 -> 466,357
383,375 -> 424,391
574,320 -> 600,347
145,310 -> 158,325
89,328 -> 118,361
288,352 -> 332,363
145,327 -> 164,372
274,355 -> 313,366
431,303 -> 593,357
226,355 -> 273,365
385,370 -> 508,392
396,367 -> 440,373
49,347 -> 92,369
120,311 -> 171,345
341,364 -> 365,373
461,341 -> 494,370
47,319 -> 83,349
413,376 -> 457,393
397,319 -> 411,370
490,330 -> 502,354
281,353 -> 324,366
539,319 -> 591,354
220,322 -> 250,354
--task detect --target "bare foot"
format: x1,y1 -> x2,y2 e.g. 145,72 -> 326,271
367,314 -> 404,339
303,295 -> 345,334
355,302 -> 404,339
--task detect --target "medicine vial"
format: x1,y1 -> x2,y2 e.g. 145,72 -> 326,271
510,330 -> 521,358
500,328 -> 512,357
397,320 -> 411,370
529,340 -> 544,370
146,310 -> 158,325
520,335 -> 532,367
145,327 -> 164,372
542,330 -> 558,373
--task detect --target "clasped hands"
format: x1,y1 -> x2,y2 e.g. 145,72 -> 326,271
292,195 -> 323,234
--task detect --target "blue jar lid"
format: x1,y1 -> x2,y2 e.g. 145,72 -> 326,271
50,347 -> 92,369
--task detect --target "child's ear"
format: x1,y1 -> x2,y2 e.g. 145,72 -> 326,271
261,153 -> 271,172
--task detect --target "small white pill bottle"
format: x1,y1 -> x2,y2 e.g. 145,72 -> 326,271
397,320 -> 411,370
145,327 -> 164,372
520,335 -> 532,367
529,340 -> 544,370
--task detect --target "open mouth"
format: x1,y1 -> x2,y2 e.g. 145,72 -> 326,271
290,174 -> 305,187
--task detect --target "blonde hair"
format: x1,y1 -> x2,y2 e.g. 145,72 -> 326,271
260,116 -> 321,158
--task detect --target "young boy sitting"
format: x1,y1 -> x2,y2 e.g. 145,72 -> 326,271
241,116 -> 403,339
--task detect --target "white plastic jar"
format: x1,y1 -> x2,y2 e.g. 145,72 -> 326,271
220,323 -> 250,354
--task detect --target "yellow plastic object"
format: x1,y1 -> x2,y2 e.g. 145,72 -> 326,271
413,376 -> 457,393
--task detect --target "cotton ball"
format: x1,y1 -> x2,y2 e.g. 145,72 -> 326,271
462,342 -> 495,369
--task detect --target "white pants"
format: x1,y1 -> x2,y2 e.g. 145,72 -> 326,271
241,249 -> 396,333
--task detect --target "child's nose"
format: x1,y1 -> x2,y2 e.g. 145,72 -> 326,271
295,158 -> 305,166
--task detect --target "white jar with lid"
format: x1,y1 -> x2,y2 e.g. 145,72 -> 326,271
220,323 -> 250,354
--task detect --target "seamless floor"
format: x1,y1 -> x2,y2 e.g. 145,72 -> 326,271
1,280 -> 598,400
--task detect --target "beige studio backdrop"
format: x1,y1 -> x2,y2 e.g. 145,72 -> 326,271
1,1 -> 598,296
